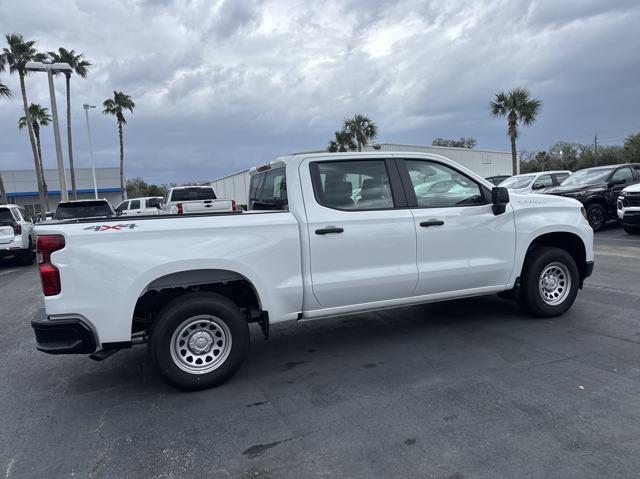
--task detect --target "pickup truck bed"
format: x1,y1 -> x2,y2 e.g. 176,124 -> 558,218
32,151 -> 594,390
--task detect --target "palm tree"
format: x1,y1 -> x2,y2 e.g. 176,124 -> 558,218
103,91 -> 135,200
48,48 -> 91,199
19,104 -> 52,209
490,87 -> 542,174
328,129 -> 356,152
0,57 -> 10,204
344,114 -> 378,151
1,33 -> 48,217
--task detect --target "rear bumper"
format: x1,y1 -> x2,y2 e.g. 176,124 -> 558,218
31,315 -> 97,354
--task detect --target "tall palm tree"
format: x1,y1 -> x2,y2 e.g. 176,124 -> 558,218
48,48 -> 91,199
102,91 -> 135,200
344,114 -> 378,151
19,104 -> 52,209
490,87 -> 542,174
1,33 -> 48,217
0,57 -> 10,204
328,129 -> 356,152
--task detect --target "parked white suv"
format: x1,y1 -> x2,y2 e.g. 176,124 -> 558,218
617,183 -> 640,234
499,170 -> 572,194
116,197 -> 163,216
0,204 -> 35,265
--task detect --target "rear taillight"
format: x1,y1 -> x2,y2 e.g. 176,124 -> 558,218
37,235 -> 65,296
13,223 -> 21,235
176,203 -> 183,214
232,200 -> 237,211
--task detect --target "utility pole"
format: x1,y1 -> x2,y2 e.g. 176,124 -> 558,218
594,134 -> 598,167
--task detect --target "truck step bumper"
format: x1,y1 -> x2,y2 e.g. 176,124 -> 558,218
31,317 -> 97,354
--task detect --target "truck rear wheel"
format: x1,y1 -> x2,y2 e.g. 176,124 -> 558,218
149,292 -> 249,391
519,247 -> 579,318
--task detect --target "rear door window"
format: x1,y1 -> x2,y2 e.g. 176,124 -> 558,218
310,160 -> 395,210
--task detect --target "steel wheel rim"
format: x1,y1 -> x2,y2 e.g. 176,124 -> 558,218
588,208 -> 604,229
170,315 -> 232,374
538,262 -> 571,306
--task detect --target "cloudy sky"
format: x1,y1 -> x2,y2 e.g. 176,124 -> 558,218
1,0 -> 639,184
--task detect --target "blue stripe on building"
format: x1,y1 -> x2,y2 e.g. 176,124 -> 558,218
7,188 -> 122,197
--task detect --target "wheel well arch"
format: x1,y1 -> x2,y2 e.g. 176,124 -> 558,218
525,232 -> 587,280
132,269 -> 265,335
584,197 -> 609,213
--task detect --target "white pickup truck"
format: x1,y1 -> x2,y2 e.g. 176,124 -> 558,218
160,186 -> 236,214
32,152 -> 594,390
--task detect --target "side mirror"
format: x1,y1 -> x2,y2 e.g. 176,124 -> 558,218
531,183 -> 544,190
115,209 -> 123,216
492,187 -> 510,215
609,178 -> 625,186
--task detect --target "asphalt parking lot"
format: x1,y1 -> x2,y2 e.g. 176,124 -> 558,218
1,225 -> 639,479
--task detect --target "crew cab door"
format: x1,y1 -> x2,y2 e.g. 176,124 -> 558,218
398,159 -> 515,296
301,158 -> 418,308
607,166 -> 635,207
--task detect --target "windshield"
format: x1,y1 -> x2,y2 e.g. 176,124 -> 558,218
55,202 -> 114,220
171,188 -> 216,201
499,174 -> 536,189
561,168 -> 613,186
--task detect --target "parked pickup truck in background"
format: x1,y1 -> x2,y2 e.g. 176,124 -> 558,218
54,199 -> 116,221
116,196 -> 163,216
31,152 -> 594,390
617,183 -> 640,234
160,186 -> 236,214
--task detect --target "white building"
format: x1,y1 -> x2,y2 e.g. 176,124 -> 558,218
210,143 -> 515,208
0,167 -> 123,216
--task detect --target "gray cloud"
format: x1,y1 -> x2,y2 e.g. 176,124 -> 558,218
1,0 -> 639,184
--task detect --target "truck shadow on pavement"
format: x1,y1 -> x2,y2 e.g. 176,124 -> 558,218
61,294 -> 535,396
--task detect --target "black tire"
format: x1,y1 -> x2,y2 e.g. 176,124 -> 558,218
519,246 -> 579,318
149,292 -> 250,391
586,203 -> 607,231
623,225 -> 640,235
19,240 -> 34,266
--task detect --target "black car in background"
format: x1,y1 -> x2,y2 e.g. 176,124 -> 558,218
545,163 -> 640,231
54,199 -> 116,221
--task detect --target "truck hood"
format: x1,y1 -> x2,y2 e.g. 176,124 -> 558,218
622,183 -> 640,194
508,191 -> 583,211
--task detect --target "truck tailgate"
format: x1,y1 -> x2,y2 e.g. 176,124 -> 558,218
182,199 -> 233,213
0,225 -> 14,244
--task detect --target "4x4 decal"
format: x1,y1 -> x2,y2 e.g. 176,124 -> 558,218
83,224 -> 137,231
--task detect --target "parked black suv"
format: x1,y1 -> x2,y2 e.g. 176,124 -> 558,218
545,163 -> 640,231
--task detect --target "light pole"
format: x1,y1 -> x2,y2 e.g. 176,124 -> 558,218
83,104 -> 98,199
25,61 -> 72,202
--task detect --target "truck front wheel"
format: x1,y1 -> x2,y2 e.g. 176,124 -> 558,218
519,247 -> 579,318
149,292 -> 250,391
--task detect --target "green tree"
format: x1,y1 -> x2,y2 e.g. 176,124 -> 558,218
48,48 -> 91,200
490,87 -> 542,174
1,33 -> 48,217
623,132 -> 640,163
343,114 -> 378,151
328,129 -> 356,152
432,137 -> 476,148
126,177 -> 167,198
102,91 -> 135,201
19,103 -> 52,208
